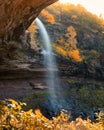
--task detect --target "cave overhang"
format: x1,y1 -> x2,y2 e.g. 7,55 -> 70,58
0,0 -> 58,41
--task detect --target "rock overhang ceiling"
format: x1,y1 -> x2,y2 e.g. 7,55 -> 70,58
0,0 -> 58,41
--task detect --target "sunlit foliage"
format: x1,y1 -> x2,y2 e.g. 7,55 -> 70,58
40,10 -> 55,24
46,2 -> 104,29
28,22 -> 37,41
0,99 -> 34,130
53,44 -> 67,57
0,99 -> 104,130
40,2 -> 104,53
54,44 -> 82,62
52,24 -> 82,62
68,49 -> 82,62
64,26 -> 77,51
35,2 -> 104,64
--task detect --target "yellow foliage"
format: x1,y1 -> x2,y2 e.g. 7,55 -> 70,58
35,109 -> 48,122
68,49 -> 82,62
54,45 -> 67,57
54,44 -> 82,62
8,98 -> 19,106
0,99 -> 104,130
67,26 -> 77,38
28,22 -> 37,40
41,10 -> 55,24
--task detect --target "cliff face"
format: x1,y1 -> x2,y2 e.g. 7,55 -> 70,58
37,3 -> 104,80
0,0 -> 57,41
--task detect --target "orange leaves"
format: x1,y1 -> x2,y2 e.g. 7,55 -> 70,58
0,99 -> 104,130
35,109 -> 48,122
53,44 -> 67,57
54,44 -> 82,62
68,49 -> 82,62
53,25 -> 82,62
65,26 -> 77,50
28,22 -> 37,40
41,10 -> 55,24
67,26 -> 77,38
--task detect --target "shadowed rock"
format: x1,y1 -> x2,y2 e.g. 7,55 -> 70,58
0,0 -> 57,41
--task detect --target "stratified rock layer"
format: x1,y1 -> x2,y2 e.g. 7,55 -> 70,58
0,0 -> 57,41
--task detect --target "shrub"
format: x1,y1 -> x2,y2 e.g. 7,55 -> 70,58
0,99 -> 104,130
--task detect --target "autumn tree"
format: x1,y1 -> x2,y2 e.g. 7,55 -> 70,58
68,49 -> 82,62
40,10 -> 55,24
64,26 -> 82,62
64,26 -> 77,51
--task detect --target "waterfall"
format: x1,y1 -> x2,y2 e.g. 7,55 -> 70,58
35,18 -> 60,108
35,18 -> 56,68
35,18 -> 70,113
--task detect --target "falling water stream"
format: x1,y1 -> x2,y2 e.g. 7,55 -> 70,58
35,18 -> 61,108
34,18 -> 98,120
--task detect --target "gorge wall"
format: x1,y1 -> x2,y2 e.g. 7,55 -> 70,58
0,0 -> 57,42
0,0 -> 58,79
